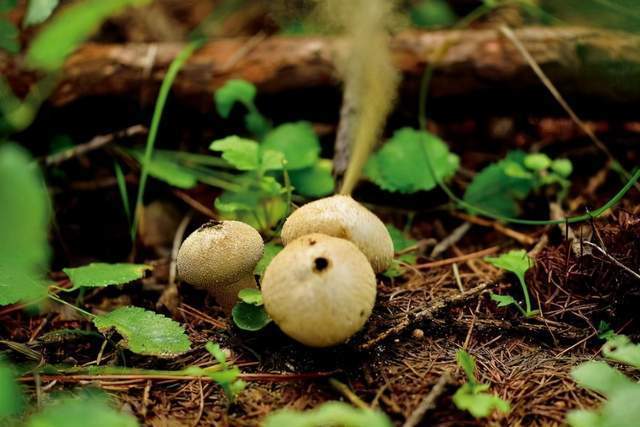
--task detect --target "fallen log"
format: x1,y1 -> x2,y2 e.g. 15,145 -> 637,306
3,27 -> 640,109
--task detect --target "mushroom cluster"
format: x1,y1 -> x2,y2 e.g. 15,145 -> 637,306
176,195 -> 392,348
262,194 -> 392,347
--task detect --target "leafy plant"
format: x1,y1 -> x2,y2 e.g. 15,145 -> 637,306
485,249 -> 537,317
410,0 -> 457,28
262,401 -> 392,427
463,151 -> 572,218
208,79 -> 335,232
0,143 -> 50,305
231,288 -> 271,331
453,350 -> 510,419
93,306 -> 191,358
62,263 -> 151,290
203,342 -> 246,403
567,332 -> 640,427
365,127 -> 459,193
24,0 -> 60,27
254,242 -> 283,276
1,358 -> 137,426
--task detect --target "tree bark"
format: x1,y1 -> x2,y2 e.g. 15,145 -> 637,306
3,27 -> 640,107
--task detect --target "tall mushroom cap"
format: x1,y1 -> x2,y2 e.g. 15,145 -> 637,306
177,220 -> 263,292
261,233 -> 376,347
281,195 -> 393,273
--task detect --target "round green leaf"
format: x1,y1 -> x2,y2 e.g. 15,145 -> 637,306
262,122 -> 320,170
231,302 -> 271,331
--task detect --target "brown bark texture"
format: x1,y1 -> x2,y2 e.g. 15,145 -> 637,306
3,26 -> 640,107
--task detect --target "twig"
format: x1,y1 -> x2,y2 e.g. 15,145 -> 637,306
583,241 -> 640,280
357,283 -> 489,350
452,263 -> 464,292
329,378 -> 369,409
402,372 -> 451,427
43,125 -> 147,166
416,246 -> 500,270
19,371 -> 339,384
172,190 -> 217,218
431,222 -> 471,258
157,212 -> 193,312
499,25 -> 640,192
451,212 -> 536,246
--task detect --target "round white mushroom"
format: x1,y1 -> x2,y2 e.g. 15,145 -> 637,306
281,195 -> 393,273
177,220 -> 264,313
261,233 -> 377,347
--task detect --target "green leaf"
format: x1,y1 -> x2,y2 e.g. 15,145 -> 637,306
456,350 -> 477,384
602,334 -> 640,369
452,383 -> 511,419
410,0 -> 457,28
571,361 -> 634,396
566,409 -> 602,427
0,1 -> 17,13
524,153 -> 552,171
386,224 -> 417,252
263,401 -> 393,427
231,302 -> 271,331
26,0 -> 150,71
365,128 -> 459,193
490,292 -> 518,308
133,154 -> 198,189
0,144 -> 49,306
463,151 -> 536,217
205,342 -> 227,367
260,149 -> 286,171
484,249 -> 532,283
214,79 -> 257,118
0,359 -> 23,419
566,385 -> 640,427
289,159 -> 335,197
245,109 -> 271,138
24,0 -> 60,27
551,158 -> 573,177
210,136 -> 260,171
25,395 -> 138,427
0,18 -> 19,53
237,288 -> 263,306
262,122 -> 321,170
254,242 -> 283,276
93,306 -> 191,357
62,263 -> 151,290
215,176 -> 287,231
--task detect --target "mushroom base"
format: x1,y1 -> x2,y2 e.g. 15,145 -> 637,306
212,275 -> 258,314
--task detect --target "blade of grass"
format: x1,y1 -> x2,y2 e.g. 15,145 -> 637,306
130,41 -> 202,241
114,160 -> 131,226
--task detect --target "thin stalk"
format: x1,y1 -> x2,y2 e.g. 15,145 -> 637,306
47,293 -> 95,319
131,41 -> 202,241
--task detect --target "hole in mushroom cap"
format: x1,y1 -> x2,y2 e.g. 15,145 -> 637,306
312,257 -> 330,273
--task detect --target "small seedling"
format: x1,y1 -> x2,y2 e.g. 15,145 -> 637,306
485,249 -> 538,317
232,288 -> 271,332
452,350 -> 510,419
383,224 -> 418,278
567,332 -> 640,427
204,342 -> 246,403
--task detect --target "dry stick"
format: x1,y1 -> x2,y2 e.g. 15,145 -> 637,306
329,378 -> 369,409
402,372 -> 451,427
43,125 -> 147,166
499,25 -> 640,192
416,246 -> 499,269
19,371 -> 338,384
451,212 -> 536,246
430,222 -> 471,258
157,211 -> 193,312
357,283 -> 489,350
583,241 -> 640,280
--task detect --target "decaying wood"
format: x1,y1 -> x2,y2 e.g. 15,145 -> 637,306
4,27 -> 640,107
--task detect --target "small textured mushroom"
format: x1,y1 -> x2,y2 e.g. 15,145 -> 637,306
177,220 -> 264,313
261,233 -> 376,347
281,195 -> 393,273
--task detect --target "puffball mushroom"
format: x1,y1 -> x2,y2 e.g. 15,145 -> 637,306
281,195 -> 393,273
261,233 -> 376,347
177,220 -> 264,313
